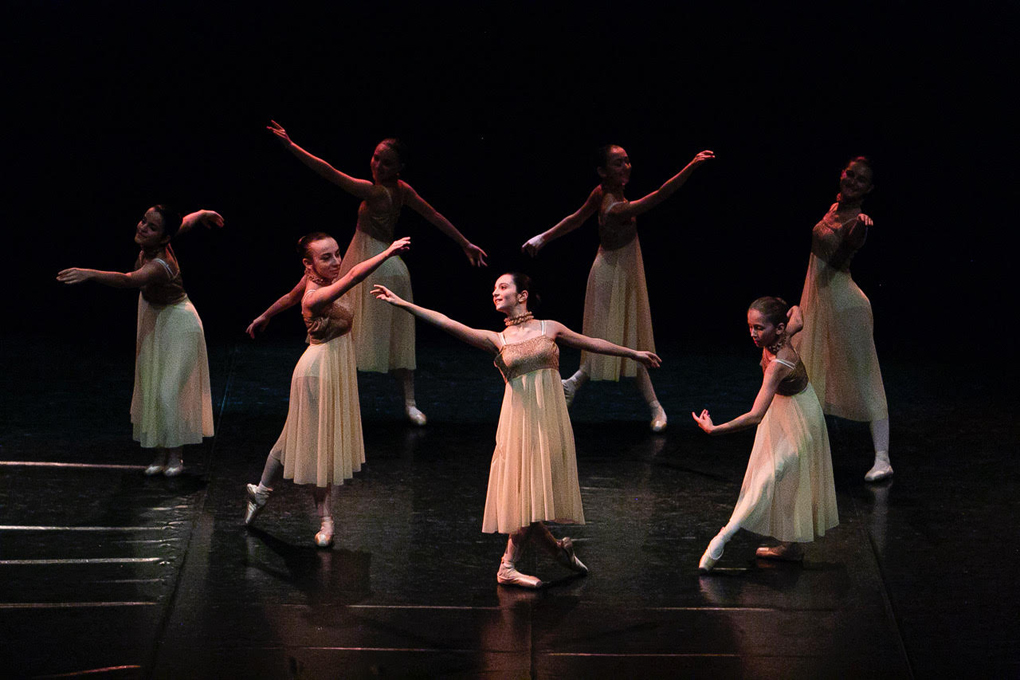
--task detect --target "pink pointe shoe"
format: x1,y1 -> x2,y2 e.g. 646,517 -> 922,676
755,542 -> 804,562
555,537 -> 589,575
699,531 -> 727,573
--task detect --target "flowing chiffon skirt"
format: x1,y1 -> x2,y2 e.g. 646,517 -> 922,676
580,238 -> 655,380
795,253 -> 888,421
271,334 -> 365,487
730,384 -> 839,543
339,230 -> 416,373
131,295 -> 214,449
482,368 -> 585,534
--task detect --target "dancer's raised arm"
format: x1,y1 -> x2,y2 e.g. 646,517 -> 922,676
177,210 -> 225,237
521,187 -> 603,256
401,182 -> 488,267
544,320 -> 660,368
57,261 -> 171,288
372,285 -> 500,352
247,275 -> 307,338
609,150 -> 714,220
267,120 -> 377,200
305,238 -> 411,314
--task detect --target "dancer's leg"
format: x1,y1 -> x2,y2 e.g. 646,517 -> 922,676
636,365 -> 667,432
531,522 -> 588,575
313,485 -> 334,547
497,525 -> 542,588
561,367 -> 589,408
865,417 -> 892,482
395,368 -> 426,426
245,451 -> 282,526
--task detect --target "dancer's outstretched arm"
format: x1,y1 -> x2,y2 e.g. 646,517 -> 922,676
305,238 -> 411,314
247,275 -> 307,338
57,261 -> 171,289
401,181 -> 488,266
521,186 -> 602,256
267,120 -> 377,201
610,150 -> 715,220
177,210 -> 225,237
544,320 -> 660,368
372,285 -> 501,353
692,361 -> 792,435
785,305 -> 804,337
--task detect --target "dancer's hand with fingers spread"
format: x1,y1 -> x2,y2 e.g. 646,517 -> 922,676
385,237 -> 412,257
246,315 -> 269,339
634,350 -> 661,369
692,409 -> 715,433
267,120 -> 293,146
372,284 -> 406,306
464,242 -> 488,267
691,150 -> 716,166
857,213 -> 873,228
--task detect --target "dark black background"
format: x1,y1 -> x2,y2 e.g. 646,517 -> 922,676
5,2 -> 1015,361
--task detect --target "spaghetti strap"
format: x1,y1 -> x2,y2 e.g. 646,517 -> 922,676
498,332 -> 507,347
152,258 -> 175,279
774,358 -> 797,369
540,320 -> 546,335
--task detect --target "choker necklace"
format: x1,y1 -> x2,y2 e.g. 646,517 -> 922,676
767,336 -> 787,355
504,312 -> 534,327
308,272 -> 334,286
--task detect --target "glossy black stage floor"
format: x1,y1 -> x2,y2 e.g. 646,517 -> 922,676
2,336 -> 1017,679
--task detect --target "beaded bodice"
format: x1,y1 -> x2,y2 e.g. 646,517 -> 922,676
356,185 -> 403,242
494,333 -> 559,383
304,295 -> 354,345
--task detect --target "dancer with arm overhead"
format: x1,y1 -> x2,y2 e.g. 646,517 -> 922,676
373,272 -> 660,587
522,146 -> 713,431
792,156 -> 891,482
244,235 -> 411,547
57,206 -> 223,476
692,297 -> 838,572
267,120 -> 488,425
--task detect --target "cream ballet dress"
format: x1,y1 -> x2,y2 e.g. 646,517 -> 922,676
131,246 -> 214,449
270,290 -> 365,487
728,352 -> 839,542
483,322 -> 585,534
338,185 -> 416,373
794,204 -> 888,421
579,192 -> 656,381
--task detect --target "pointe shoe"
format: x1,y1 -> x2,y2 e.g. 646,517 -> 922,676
865,458 -> 893,482
315,517 -> 334,547
144,462 -> 166,476
699,532 -> 727,573
244,483 -> 272,526
497,560 -> 544,589
163,459 -> 184,477
650,409 -> 668,433
755,542 -> 804,562
561,379 -> 577,408
405,405 -> 427,426
555,537 -> 589,575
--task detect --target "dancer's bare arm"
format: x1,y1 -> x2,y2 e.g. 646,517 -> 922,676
611,150 -> 714,220
247,275 -> 307,338
521,187 -> 602,256
544,320 -> 660,367
267,120 -> 376,201
372,285 -> 500,352
401,181 -> 488,267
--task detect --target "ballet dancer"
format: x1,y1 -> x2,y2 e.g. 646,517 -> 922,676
373,273 -> 660,587
793,156 -> 891,482
244,234 -> 410,546
693,297 -> 838,571
57,205 -> 222,476
265,120 -> 488,425
522,146 -> 714,431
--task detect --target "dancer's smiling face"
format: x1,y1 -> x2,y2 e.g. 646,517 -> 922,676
747,308 -> 784,348
370,142 -> 403,183
492,274 -> 527,314
304,237 -> 342,282
134,207 -> 169,248
598,146 -> 631,187
839,160 -> 873,202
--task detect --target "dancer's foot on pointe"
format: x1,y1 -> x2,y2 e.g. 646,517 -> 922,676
650,401 -> 667,433
244,483 -> 272,526
562,378 -> 578,408
497,537 -> 543,589
555,537 -> 589,575
405,404 -> 427,426
315,517 -> 334,547
865,451 -> 893,482
164,452 -> 184,477
699,529 -> 728,573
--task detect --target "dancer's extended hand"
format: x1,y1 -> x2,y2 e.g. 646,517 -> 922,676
267,120 -> 293,146
521,235 -> 545,257
786,305 -> 804,336
385,237 -> 412,257
692,409 -> 715,433
56,268 -> 92,285
856,213 -> 873,228
690,150 -> 716,166
372,284 -> 406,306
246,315 -> 269,338
464,243 -> 488,267
634,350 -> 662,369
194,210 -> 225,229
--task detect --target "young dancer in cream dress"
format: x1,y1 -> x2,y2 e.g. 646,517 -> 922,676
373,273 -> 660,587
523,146 -> 713,431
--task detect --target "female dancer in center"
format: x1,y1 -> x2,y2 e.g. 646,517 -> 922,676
692,297 -> 838,572
57,205 -> 223,477
522,146 -> 713,431
244,234 -> 411,546
373,273 -> 660,587
264,121 -> 488,426
793,156 -> 891,482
